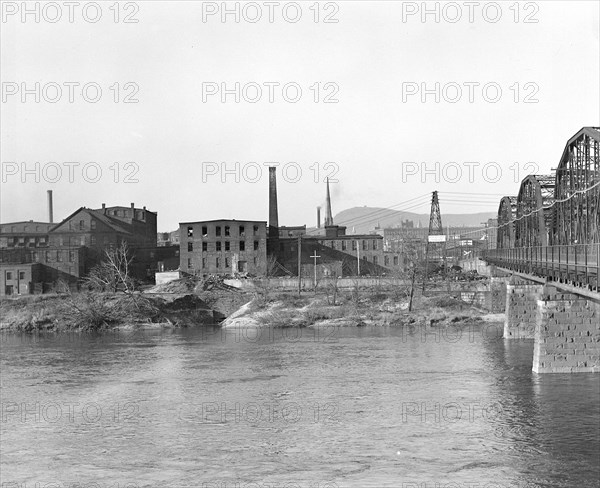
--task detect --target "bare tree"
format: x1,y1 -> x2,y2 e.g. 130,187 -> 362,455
84,241 -> 136,293
392,238 -> 424,312
324,273 -> 340,305
253,255 -> 279,307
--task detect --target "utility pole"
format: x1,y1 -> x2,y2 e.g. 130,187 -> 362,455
297,236 -> 302,296
310,250 -> 320,292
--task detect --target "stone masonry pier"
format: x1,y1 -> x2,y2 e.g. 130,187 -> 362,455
486,268 -> 600,373
533,288 -> 600,373
504,277 -> 545,339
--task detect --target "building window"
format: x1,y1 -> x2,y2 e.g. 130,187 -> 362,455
45,251 -> 50,261
254,241 -> 259,251
225,226 -> 230,237
202,242 -> 207,252
362,240 -> 368,251
240,241 -> 245,251
187,226 -> 193,237
393,256 -> 399,266
253,225 -> 259,235
69,251 -> 76,262
79,220 -> 84,230
19,271 -> 26,280
216,242 -> 221,251
254,257 -> 257,265
91,236 -> 96,246
373,240 -> 377,250
384,255 -> 389,266
202,226 -> 208,236
91,220 -> 96,230
225,257 -> 230,268
188,242 -> 193,252
352,241 -> 357,251
225,241 -> 230,251
342,241 -> 347,251
202,258 -> 206,269
188,258 -> 193,269
33,252 -> 39,262
6,272 -> 12,280
216,226 -> 221,237
80,236 -> 85,246
216,257 -> 221,268
330,241 -> 335,249
239,225 -> 245,237
373,256 -> 378,265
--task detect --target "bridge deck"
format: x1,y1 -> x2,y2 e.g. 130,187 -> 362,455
483,244 -> 599,290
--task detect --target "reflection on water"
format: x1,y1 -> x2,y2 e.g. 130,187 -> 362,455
1,323 -> 598,488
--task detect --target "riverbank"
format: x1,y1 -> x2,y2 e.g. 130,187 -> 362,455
223,291 -> 503,329
0,277 -> 503,333
0,292 -> 220,332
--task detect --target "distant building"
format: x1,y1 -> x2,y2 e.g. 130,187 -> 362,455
157,230 -> 180,247
278,226 -> 306,238
179,219 -> 267,276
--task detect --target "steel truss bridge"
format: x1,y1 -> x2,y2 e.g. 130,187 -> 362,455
483,127 -> 600,291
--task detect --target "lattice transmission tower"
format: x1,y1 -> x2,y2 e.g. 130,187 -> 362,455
423,191 -> 447,291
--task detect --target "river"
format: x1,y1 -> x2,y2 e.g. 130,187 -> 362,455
1,323 -> 599,488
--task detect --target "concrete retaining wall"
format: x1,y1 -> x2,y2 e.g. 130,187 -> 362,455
224,277 -> 407,291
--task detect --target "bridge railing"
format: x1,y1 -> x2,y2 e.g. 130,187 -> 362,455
482,243 -> 599,289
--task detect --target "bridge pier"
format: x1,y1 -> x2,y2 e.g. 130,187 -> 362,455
533,288 -> 600,373
489,276 -> 510,313
504,277 -> 544,339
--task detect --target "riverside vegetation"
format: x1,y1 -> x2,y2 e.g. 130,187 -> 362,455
1,242 -> 500,332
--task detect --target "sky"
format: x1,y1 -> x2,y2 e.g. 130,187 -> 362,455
1,0 -> 599,231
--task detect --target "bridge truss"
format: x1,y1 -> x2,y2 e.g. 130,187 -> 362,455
486,127 -> 600,290
497,196 -> 517,249
553,127 -> 600,245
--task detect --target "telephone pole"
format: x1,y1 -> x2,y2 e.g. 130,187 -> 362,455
310,250 -> 320,292
297,236 -> 302,296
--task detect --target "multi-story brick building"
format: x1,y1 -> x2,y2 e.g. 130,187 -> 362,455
179,219 -> 268,276
0,203 -> 158,295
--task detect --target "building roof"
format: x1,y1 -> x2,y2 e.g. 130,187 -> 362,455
179,219 -> 267,225
49,207 -> 132,235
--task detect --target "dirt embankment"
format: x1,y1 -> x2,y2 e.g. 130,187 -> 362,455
222,292 -> 503,329
0,276 -> 251,333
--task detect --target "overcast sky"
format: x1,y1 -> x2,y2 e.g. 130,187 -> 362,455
1,0 -> 599,231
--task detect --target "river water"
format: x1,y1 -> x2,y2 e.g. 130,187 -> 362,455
1,323 -> 599,488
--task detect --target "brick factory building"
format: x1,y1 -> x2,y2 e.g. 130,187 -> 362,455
1,199 -> 159,296
179,219 -> 268,276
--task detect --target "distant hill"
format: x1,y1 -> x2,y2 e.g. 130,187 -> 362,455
332,207 -> 496,234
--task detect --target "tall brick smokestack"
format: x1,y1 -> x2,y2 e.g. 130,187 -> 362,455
47,190 -> 53,223
317,206 -> 321,229
324,178 -> 334,226
268,167 -> 279,245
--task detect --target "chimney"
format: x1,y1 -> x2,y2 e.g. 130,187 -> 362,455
131,202 -> 135,218
317,206 -> 321,229
47,190 -> 53,223
268,167 -> 279,239
324,178 -> 334,226
102,203 -> 106,214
